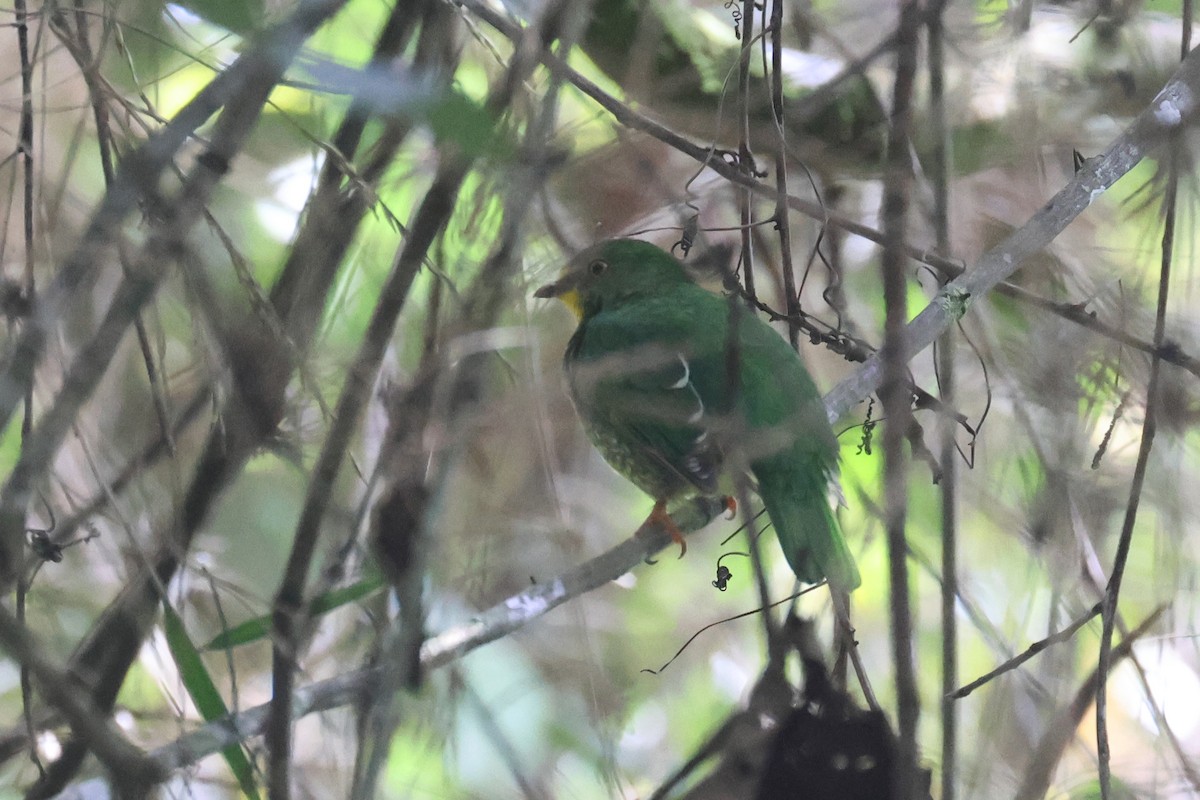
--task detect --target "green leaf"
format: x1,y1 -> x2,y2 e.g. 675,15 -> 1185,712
171,0 -> 265,35
1067,778 -> 1139,800
424,91 -> 504,159
203,574 -> 386,651
162,601 -> 261,799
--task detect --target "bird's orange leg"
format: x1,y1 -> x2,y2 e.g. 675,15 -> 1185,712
638,499 -> 687,558
721,496 -> 737,519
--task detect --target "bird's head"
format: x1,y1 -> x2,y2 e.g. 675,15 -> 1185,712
534,239 -> 693,319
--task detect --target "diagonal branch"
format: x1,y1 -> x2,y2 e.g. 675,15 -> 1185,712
457,0 -> 1200,384
39,552 -> 1164,792
1096,81 -> 1185,800
1014,605 -> 1168,800
949,602 -> 1102,700
822,46 -> 1200,422
0,605 -> 164,793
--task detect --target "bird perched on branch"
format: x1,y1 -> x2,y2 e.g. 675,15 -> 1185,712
535,239 -> 859,590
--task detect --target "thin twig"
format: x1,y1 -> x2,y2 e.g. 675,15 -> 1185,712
927,2 -> 957,798
421,510 -> 708,668
878,4 -> 921,797
950,603 -> 1102,700
456,671 -> 549,800
1096,103 -> 1179,800
341,6 -> 466,792
30,387 -> 210,557
15,0 -> 36,439
1099,18 -> 1193,799
767,0 -> 800,349
16,574 -> 42,779
723,2 -> 782,665
646,715 -> 740,800
1014,605 -> 1168,800
736,0 -> 756,303
14,0 -> 40,778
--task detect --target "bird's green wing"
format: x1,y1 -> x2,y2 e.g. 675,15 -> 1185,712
733,309 -> 836,461
564,276 -> 860,589
732,311 -> 860,589
566,290 -> 729,496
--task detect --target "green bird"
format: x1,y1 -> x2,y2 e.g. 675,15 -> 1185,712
535,239 -> 860,590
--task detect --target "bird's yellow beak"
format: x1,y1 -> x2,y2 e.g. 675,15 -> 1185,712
534,278 -> 584,319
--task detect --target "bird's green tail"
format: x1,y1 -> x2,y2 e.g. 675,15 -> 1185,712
755,458 -> 861,591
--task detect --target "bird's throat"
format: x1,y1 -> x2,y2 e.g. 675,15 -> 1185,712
559,288 -> 584,319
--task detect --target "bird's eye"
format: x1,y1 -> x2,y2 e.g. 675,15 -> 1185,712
588,259 -> 608,276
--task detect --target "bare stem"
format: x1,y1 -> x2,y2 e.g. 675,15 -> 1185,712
878,4 -> 922,797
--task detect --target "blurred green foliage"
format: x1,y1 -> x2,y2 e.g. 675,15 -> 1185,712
2,0 -> 1199,797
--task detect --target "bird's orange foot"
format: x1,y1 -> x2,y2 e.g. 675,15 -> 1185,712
637,500 -> 687,558
721,496 -> 737,519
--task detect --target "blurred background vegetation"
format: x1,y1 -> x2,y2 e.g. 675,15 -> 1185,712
0,0 -> 1198,797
